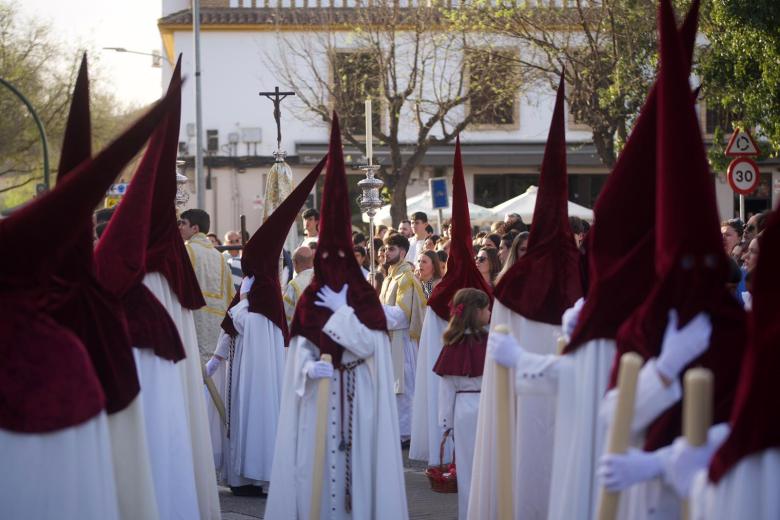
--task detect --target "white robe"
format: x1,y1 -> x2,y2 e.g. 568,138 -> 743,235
468,300 -> 561,520
143,272 -> 221,520
216,299 -> 286,485
505,338 -> 615,520
106,396 -> 160,520
383,304 -> 418,438
409,312 -> 453,465
599,358 -> 684,520
439,374 -> 482,520
690,449 -> 780,520
0,412 -> 120,520
264,305 -> 409,520
133,347 -> 200,519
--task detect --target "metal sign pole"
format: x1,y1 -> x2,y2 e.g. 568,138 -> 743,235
739,194 -> 745,222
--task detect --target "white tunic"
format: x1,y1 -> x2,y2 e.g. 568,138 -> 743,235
144,272 -> 221,520
468,301 -> 561,520
0,412 -> 120,520
439,374 -> 482,520
409,312 -> 453,465
384,304 -> 418,438
264,305 -> 409,520
508,338 -> 615,520
690,449 -> 780,520
217,299 -> 286,485
106,396 -> 160,520
133,347 -> 200,519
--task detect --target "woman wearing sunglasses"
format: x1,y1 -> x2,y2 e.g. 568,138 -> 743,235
474,246 -> 501,288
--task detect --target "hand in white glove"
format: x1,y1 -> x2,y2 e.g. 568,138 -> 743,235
561,297 -> 585,338
240,275 -> 255,297
598,448 -> 664,492
663,423 -> 731,498
314,284 -> 348,313
205,356 -> 221,378
656,309 -> 713,381
308,360 -> 334,380
488,331 -> 523,368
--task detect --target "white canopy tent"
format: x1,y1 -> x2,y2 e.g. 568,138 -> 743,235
363,190 -> 495,227
490,185 -> 594,224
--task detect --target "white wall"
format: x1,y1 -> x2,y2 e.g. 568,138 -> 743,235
167,27 -> 594,156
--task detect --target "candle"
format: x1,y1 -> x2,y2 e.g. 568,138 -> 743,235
365,97 -> 373,165
597,352 -> 642,520
681,368 -> 713,520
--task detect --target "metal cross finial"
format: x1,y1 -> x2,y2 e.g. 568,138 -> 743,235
258,86 -> 295,152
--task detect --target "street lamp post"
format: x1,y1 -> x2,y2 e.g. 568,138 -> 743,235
0,77 -> 50,191
193,0 -> 206,210
102,47 -> 172,67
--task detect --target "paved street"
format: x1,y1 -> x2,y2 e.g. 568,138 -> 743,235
219,450 -> 458,519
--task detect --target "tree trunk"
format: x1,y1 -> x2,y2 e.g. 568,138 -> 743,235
591,125 -> 617,169
389,175 -> 409,228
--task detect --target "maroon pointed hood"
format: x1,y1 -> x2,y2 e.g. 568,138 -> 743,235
144,57 -> 206,310
289,113 -> 386,368
44,54 -> 143,414
428,137 -> 492,320
611,0 -> 746,451
94,71 -> 187,363
52,53 -> 94,276
223,156 -> 326,344
0,74 -> 177,432
567,0 -> 700,352
710,206 -> 780,482
493,75 -> 582,324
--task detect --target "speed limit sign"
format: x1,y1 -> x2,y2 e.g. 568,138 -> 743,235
727,158 -> 760,195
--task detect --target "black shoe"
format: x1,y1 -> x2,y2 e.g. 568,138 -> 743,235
230,485 -> 266,497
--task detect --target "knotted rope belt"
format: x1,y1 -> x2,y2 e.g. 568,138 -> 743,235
338,358 -> 365,513
226,335 -> 236,438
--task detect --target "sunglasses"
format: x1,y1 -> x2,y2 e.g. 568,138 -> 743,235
746,224 -> 756,233
475,256 -> 487,263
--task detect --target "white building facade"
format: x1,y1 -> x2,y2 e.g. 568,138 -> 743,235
159,0 -> 779,238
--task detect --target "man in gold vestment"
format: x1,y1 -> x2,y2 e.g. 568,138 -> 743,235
180,209 -> 236,362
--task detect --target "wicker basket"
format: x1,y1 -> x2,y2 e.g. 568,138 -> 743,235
424,428 -> 457,493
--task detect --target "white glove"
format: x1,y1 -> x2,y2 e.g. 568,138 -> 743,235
205,357 -> 221,378
488,331 -> 523,368
598,448 -> 664,492
240,275 -> 255,296
656,309 -> 713,381
663,423 -> 731,498
314,284 -> 348,313
561,297 -> 585,338
308,360 -> 334,379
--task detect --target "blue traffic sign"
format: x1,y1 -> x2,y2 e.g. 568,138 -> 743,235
429,177 -> 449,209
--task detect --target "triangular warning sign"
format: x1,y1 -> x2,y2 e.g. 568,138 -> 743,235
725,128 -> 760,157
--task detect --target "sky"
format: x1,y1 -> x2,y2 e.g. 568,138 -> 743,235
20,0 -> 164,108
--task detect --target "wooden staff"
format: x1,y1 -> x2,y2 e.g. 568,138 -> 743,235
492,325 -> 514,520
309,353 -> 333,520
201,363 -> 227,426
597,352 -> 643,520
681,368 -> 713,520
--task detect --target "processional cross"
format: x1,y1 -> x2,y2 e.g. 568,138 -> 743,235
258,86 -> 296,152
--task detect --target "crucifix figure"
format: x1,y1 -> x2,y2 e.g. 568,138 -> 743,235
258,86 -> 296,153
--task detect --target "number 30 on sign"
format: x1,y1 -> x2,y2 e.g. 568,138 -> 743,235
727,158 -> 760,195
